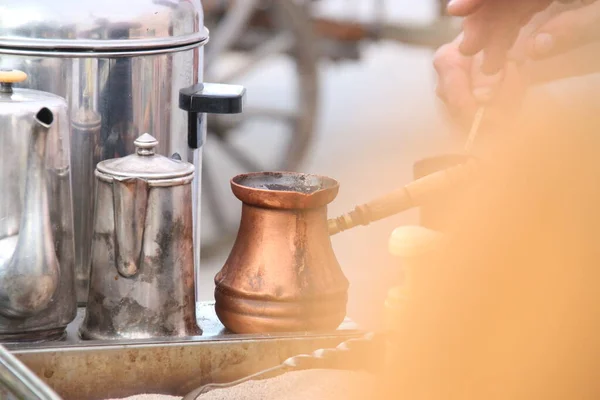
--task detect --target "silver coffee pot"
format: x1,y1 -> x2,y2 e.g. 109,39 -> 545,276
80,134 -> 200,340
0,70 -> 76,342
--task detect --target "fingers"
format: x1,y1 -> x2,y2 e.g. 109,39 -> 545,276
461,20 -> 516,75
463,61 -> 529,139
447,0 -> 486,16
480,28 -> 521,74
454,0 -> 557,75
457,2 -> 526,74
434,40 -> 479,127
435,47 -> 530,135
487,61 -> 529,114
448,0 -> 582,17
459,11 -> 490,56
529,1 -> 600,59
471,54 -> 505,103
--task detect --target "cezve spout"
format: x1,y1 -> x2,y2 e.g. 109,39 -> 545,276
0,108 -> 60,318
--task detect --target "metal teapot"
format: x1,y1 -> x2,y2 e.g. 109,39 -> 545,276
0,70 -> 76,342
80,134 -> 200,340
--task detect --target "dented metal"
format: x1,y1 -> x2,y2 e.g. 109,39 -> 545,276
215,172 -> 349,334
79,134 -> 199,340
0,109 -> 60,319
0,75 -> 76,342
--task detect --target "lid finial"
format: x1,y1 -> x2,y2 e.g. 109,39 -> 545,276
0,70 -> 27,94
134,133 -> 158,156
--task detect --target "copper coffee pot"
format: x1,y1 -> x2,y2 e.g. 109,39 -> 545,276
215,172 -> 349,334
217,160 -> 479,334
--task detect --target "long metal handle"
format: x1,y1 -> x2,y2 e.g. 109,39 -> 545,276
0,345 -> 62,400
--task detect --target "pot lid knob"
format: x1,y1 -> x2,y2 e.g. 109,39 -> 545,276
134,133 -> 158,156
0,69 -> 27,84
0,70 -> 27,94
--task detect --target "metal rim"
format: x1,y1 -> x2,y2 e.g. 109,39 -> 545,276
230,171 -> 339,209
95,170 -> 194,186
0,26 -> 209,51
0,37 -> 209,58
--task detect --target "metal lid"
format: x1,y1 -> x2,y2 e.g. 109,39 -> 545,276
0,69 -> 67,108
97,133 -> 195,181
0,0 -> 207,55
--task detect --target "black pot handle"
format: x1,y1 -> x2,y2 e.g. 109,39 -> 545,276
179,83 -> 246,149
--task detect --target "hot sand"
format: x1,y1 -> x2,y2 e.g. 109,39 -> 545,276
106,369 -> 377,400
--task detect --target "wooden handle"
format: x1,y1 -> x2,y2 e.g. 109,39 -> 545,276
328,158 -> 479,236
0,70 -> 27,84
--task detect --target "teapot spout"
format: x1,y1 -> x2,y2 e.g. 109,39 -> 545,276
112,177 -> 149,278
0,108 -> 60,318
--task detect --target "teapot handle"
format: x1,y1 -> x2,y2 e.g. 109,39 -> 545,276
112,177 -> 149,278
179,83 -> 246,149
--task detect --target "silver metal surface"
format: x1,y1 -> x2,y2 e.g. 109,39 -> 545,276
79,135 -> 199,340
8,303 -> 362,400
97,133 -> 195,180
0,344 -> 62,400
0,110 -> 59,319
0,84 -> 76,341
0,42 -> 208,59
0,0 -> 208,53
0,1 -> 208,307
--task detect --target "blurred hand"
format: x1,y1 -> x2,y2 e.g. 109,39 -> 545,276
447,0 -> 588,74
527,0 -> 600,59
434,34 -> 529,129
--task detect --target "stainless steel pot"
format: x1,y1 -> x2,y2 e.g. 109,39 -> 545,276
79,133 -> 200,340
0,70 -> 76,342
0,0 -> 245,305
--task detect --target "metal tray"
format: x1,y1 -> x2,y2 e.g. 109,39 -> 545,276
6,302 -> 364,400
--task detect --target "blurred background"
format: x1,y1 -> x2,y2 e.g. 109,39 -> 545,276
197,0 -> 462,330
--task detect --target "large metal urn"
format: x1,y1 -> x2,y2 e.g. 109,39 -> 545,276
0,0 -> 245,304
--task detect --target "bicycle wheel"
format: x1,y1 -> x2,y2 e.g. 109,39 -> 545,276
201,0 -> 320,257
